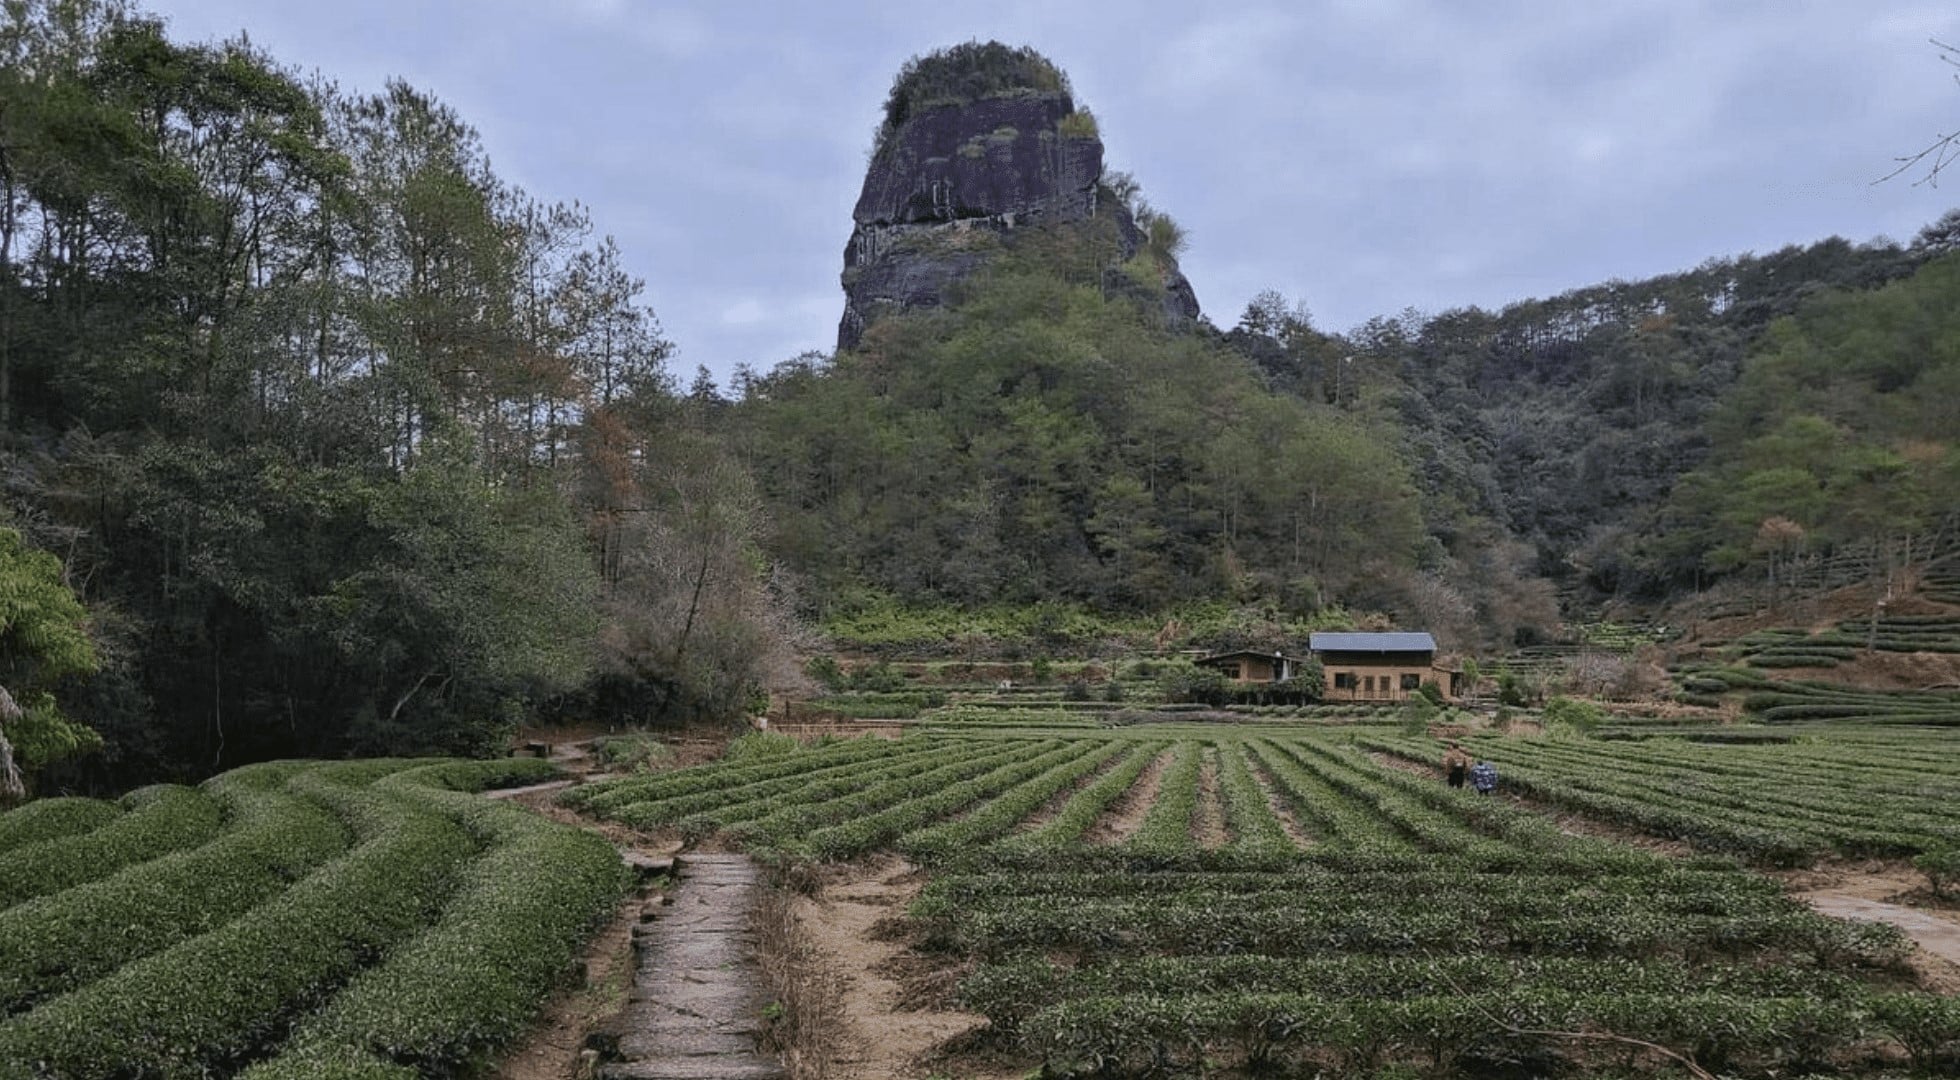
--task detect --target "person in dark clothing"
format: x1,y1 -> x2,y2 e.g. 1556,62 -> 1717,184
1443,742 -> 1470,789
1470,759 -> 1498,795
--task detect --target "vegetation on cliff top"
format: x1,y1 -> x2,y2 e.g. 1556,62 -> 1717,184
878,41 -> 1071,150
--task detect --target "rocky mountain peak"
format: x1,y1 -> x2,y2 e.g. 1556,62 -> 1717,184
837,43 -> 1200,350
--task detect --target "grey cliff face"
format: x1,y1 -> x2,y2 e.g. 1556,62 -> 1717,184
837,90 -> 1199,350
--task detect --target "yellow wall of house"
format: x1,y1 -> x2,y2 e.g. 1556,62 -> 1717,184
1217,657 -> 1278,683
1322,664 -> 1452,702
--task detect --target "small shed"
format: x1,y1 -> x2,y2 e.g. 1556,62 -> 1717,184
1309,631 -> 1457,702
1194,649 -> 1307,684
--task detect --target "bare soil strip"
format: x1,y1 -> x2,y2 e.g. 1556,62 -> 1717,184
1191,749 -> 1228,850
1783,864 -> 1960,993
1084,748 -> 1169,845
1246,757 -> 1317,849
774,856 -> 1017,1080
1010,748 -> 1127,834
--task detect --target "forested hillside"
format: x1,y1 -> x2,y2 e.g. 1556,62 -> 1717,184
1237,233 -> 1945,600
0,0 -> 791,793
737,41 -> 1958,652
733,224 -> 1424,617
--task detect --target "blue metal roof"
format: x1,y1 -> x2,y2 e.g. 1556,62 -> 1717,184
1309,632 -> 1437,653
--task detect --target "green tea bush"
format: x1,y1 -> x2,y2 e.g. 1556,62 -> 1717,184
724,731 -> 802,763
0,784 -> 221,909
0,762 -> 350,1011
594,734 -> 673,772
242,769 -> 628,1077
0,777 -> 478,1077
0,797 -> 119,857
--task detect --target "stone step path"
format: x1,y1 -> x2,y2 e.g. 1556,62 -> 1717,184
483,778 -> 576,801
601,854 -> 785,1080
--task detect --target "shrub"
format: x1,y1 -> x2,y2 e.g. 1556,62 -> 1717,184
879,42 -> 1069,145
1157,663 -> 1229,706
1915,847 -> 1960,899
804,655 -> 846,691
241,774 -> 628,1078
1496,671 -> 1529,707
724,731 -> 801,763
1057,108 -> 1098,138
0,784 -> 222,908
0,763 -> 350,1012
1398,695 -> 1438,736
594,735 -> 673,772
0,776 -> 479,1077
848,660 -> 908,693
1541,697 -> 1606,736
0,796 -> 120,857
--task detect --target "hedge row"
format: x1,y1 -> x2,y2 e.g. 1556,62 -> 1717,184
897,739 -> 1128,860
0,784 -> 221,909
1122,741 -> 1203,853
564,735 -> 922,815
1016,989 -> 1956,1076
996,741 -> 1167,851
240,762 -> 626,1078
0,761 -> 351,1013
0,798 -> 120,858
1217,742 -> 1292,853
0,767 -> 480,1077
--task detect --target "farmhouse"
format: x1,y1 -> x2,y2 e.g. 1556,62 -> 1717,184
1309,631 -> 1459,702
1193,649 -> 1309,684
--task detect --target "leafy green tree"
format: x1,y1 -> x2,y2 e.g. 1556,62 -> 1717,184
324,436 -> 599,755
0,528 -> 99,801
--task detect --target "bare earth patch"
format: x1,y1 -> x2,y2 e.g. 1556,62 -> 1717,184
1011,750 -> 1123,835
779,856 -> 1019,1080
1246,758 -> 1316,849
1084,748 -> 1169,845
1192,750 -> 1228,850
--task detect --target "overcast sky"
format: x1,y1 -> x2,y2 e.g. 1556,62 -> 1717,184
145,1 -> 1960,383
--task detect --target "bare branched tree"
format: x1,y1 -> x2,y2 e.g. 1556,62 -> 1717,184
1878,40 -> 1960,186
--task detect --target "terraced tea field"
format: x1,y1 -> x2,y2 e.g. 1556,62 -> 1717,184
0,757 -> 626,1079
567,724 -> 1960,1077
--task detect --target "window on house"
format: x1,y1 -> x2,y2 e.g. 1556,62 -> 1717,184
1363,676 -> 1375,693
1220,663 -> 1241,680
1401,674 -> 1421,691
1334,672 -> 1356,690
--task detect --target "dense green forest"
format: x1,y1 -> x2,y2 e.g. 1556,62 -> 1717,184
3,13 -> 1956,794
0,0 -> 792,793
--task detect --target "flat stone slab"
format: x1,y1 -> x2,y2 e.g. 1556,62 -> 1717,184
483,779 -> 575,801
1805,893 -> 1960,966
601,1060 -> 786,1080
605,852 -> 782,1080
